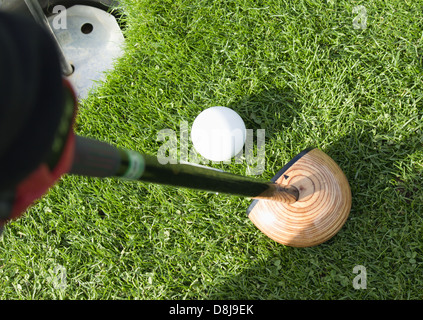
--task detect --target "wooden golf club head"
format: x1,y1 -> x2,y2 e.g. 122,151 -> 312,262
247,148 -> 352,247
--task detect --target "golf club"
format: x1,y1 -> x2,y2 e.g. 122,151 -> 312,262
70,135 -> 352,247
24,0 -> 74,76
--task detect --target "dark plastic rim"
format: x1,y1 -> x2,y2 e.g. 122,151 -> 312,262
246,147 -> 315,216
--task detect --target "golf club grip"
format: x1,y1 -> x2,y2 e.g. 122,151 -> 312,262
70,135 -> 123,177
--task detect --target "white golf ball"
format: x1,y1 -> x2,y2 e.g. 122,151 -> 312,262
191,106 -> 246,161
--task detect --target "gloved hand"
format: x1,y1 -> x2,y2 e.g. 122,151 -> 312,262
0,10 -> 77,235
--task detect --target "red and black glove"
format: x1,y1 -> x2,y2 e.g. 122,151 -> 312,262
0,10 -> 78,235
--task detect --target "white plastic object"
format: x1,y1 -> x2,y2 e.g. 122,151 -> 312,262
48,5 -> 125,99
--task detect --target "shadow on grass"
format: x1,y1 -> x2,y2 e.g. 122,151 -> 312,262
226,87 -> 304,140
206,111 -> 423,299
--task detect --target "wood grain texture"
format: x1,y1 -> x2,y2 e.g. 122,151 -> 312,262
252,183 -> 299,204
248,148 -> 352,247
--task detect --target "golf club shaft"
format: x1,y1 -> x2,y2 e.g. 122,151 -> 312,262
70,136 -> 299,203
24,0 -> 74,76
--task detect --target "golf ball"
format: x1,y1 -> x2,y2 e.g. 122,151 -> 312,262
191,106 -> 246,161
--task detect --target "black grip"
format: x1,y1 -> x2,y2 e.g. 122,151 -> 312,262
70,136 -> 122,177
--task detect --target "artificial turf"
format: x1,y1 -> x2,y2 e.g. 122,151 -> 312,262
1,0 -> 423,299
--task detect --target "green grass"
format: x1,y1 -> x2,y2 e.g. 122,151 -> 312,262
2,0 -> 423,299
